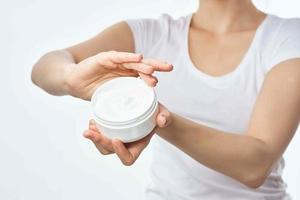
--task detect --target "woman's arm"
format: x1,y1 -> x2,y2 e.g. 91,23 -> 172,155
157,58 -> 300,188
31,22 -> 134,97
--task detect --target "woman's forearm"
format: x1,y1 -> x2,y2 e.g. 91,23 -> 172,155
31,50 -> 75,96
156,113 -> 274,188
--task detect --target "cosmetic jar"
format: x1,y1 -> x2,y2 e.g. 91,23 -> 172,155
91,77 -> 158,143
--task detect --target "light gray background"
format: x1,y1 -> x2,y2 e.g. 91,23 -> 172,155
2,0 -> 300,199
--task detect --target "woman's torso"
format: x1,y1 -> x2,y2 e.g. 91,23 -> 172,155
126,13 -> 300,200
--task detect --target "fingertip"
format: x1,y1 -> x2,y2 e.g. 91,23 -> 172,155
161,64 -> 173,72
83,130 -> 91,139
148,75 -> 158,86
152,75 -> 158,82
89,124 -> 98,131
150,78 -> 158,87
159,117 -> 167,127
84,129 -> 103,143
137,53 -> 143,60
89,119 -> 96,126
146,81 -> 156,88
156,113 -> 168,127
133,53 -> 143,62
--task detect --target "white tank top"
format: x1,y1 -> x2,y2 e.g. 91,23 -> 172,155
126,13 -> 300,200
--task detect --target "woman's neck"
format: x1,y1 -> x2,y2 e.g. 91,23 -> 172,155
193,0 -> 266,34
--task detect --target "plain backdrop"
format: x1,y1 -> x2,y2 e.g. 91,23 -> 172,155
2,0 -> 300,199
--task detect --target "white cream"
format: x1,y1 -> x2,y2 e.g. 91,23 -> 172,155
91,77 -> 158,143
94,78 -> 154,123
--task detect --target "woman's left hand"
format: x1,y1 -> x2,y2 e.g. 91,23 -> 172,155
83,104 -> 172,166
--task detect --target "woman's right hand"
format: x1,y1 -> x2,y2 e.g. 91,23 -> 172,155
84,104 -> 172,166
65,51 -> 173,100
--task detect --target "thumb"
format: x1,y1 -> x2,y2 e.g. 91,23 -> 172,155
156,105 -> 172,128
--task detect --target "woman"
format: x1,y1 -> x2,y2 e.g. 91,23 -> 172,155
31,0 -> 300,199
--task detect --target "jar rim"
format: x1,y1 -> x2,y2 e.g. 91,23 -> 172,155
93,100 -> 158,129
91,77 -> 158,127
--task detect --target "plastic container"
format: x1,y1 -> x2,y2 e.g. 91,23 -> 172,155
91,77 -> 158,143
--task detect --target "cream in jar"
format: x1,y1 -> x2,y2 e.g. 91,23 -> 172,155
91,77 -> 158,143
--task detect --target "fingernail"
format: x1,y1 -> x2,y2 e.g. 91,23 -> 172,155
137,54 -> 143,59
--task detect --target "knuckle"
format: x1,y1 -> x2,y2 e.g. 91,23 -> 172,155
122,158 -> 134,166
101,151 -> 110,155
99,148 -> 111,155
93,137 -> 102,143
122,161 -> 132,166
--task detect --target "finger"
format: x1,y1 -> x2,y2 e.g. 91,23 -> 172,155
106,51 -> 143,64
156,105 -> 172,128
125,130 -> 155,162
89,124 -> 98,132
94,51 -> 143,69
122,62 -> 154,74
112,139 -> 135,166
88,120 -> 104,137
83,128 -> 101,142
156,114 -> 167,128
138,72 -> 158,87
142,59 -> 173,72
89,120 -> 99,132
83,129 -> 114,152
89,119 -> 102,134
83,130 -> 114,155
89,119 -> 96,124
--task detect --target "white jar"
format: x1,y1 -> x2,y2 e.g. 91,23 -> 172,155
91,77 -> 158,143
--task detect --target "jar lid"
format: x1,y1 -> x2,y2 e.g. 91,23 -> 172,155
91,77 -> 157,126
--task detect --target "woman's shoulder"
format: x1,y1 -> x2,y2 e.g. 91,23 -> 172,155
125,13 -> 191,56
158,13 -> 191,28
126,13 -> 191,32
265,14 -> 300,39
274,15 -> 300,28
259,14 -> 300,72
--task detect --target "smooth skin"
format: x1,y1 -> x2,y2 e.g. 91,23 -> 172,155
31,0 -> 300,189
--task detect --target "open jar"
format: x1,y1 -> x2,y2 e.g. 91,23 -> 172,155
91,77 -> 158,143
